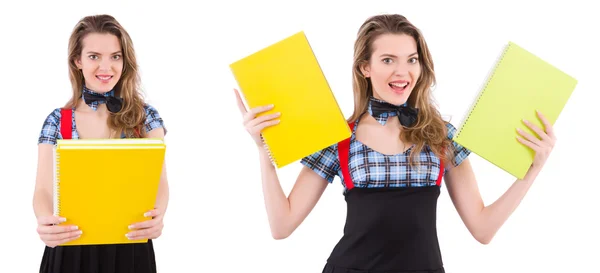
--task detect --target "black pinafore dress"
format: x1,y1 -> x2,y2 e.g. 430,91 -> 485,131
322,121 -> 446,273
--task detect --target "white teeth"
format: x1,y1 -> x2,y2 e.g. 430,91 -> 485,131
97,76 -> 111,80
390,82 -> 408,88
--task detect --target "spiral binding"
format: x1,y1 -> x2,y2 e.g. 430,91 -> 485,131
53,146 -> 60,217
456,42 -> 512,138
261,135 -> 278,167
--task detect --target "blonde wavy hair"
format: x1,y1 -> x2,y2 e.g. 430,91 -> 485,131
349,14 -> 454,165
65,14 -> 146,138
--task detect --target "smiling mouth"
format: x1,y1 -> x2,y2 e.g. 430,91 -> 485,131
389,81 -> 409,92
96,75 -> 113,81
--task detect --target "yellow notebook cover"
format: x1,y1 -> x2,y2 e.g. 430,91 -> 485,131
230,31 -> 351,168
53,138 -> 166,246
453,41 -> 577,179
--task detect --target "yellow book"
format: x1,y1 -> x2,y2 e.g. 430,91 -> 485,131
53,138 -> 166,246
230,31 -> 351,168
453,41 -> 577,179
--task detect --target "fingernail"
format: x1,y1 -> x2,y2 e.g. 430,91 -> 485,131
275,112 -> 281,116
71,226 -> 79,230
522,119 -> 529,124
516,128 -> 522,132
269,104 -> 274,108
128,225 -> 134,230
77,230 -> 83,235
144,212 -> 150,217
59,217 -> 67,222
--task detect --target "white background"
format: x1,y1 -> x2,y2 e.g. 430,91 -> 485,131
1,0 -> 598,272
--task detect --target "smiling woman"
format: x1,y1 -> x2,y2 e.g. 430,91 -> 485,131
32,14 -> 169,273
234,13 -> 559,273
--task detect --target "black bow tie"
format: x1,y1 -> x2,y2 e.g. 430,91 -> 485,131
83,91 -> 123,113
370,99 -> 419,127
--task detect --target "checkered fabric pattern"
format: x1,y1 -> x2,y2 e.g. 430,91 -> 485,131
301,114 -> 470,190
38,104 -> 166,144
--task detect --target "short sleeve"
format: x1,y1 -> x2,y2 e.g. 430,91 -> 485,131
144,104 -> 167,135
445,122 -> 471,168
300,144 -> 340,183
38,108 -> 62,145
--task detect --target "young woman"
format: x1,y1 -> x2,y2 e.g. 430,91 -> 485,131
33,14 -> 169,273
234,14 -> 556,273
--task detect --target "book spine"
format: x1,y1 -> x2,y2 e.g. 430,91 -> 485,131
261,135 -> 278,168
53,146 -> 60,217
456,42 -> 512,138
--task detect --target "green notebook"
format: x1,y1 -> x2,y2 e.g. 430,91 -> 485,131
453,41 -> 577,179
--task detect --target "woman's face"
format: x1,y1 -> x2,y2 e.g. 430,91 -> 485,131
75,32 -> 123,93
361,33 -> 421,106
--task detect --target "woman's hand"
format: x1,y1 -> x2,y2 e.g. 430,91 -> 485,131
234,88 -> 280,147
37,215 -> 81,247
517,110 -> 557,171
126,208 -> 164,240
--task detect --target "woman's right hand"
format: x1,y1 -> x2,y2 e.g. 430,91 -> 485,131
36,216 -> 82,248
234,88 -> 281,147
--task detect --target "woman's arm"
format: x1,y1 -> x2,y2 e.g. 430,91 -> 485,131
149,127 -> 169,218
127,127 -> 169,240
33,144 -> 82,247
445,111 -> 556,244
259,147 -> 329,239
33,144 -> 54,218
234,88 -> 330,239
444,158 -> 541,244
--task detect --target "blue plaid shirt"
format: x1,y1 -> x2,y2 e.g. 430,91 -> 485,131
301,108 -> 470,189
38,104 -> 167,144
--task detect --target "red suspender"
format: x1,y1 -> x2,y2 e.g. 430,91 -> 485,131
60,108 -> 141,139
436,151 -> 445,186
59,108 -> 141,139
60,108 -> 72,140
338,121 -> 446,189
338,122 -> 355,190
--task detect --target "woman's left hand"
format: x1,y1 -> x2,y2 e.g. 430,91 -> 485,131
126,208 -> 164,240
516,110 -> 557,170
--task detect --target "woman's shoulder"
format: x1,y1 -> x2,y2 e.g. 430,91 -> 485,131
300,142 -> 341,183
444,121 -> 459,139
38,107 -> 70,145
441,120 -> 471,166
45,107 -> 64,120
41,107 -> 74,126
141,103 -> 165,120
142,103 -> 167,134
142,103 -> 160,114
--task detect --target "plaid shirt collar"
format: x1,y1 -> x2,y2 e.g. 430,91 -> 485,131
82,86 -> 116,111
367,97 -> 408,126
